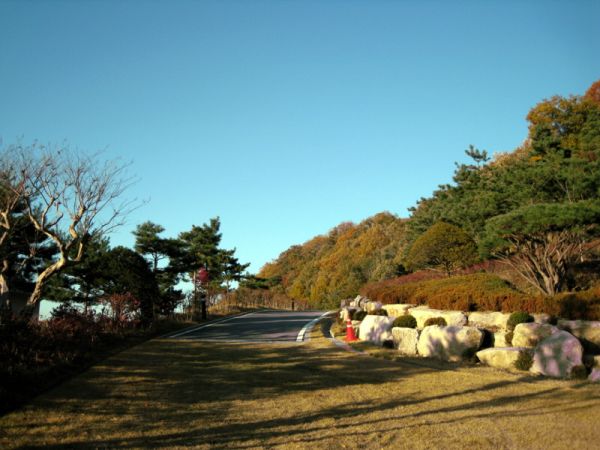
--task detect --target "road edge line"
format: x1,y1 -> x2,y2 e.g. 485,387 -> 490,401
296,310 -> 335,343
165,311 -> 257,338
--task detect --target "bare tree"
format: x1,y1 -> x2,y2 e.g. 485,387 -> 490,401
0,141 -> 138,311
0,153 -> 29,309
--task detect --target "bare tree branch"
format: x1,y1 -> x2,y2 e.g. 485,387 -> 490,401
0,141 -> 141,311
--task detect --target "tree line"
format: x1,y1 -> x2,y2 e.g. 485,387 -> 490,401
0,142 -> 248,321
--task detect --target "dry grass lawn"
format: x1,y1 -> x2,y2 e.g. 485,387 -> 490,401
1,320 -> 599,449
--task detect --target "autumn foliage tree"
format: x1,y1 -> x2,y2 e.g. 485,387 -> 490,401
406,222 -> 478,276
259,213 -> 409,308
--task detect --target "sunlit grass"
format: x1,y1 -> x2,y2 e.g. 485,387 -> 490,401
1,320 -> 599,449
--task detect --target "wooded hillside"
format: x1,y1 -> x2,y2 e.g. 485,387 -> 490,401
258,213 -> 409,308
258,80 -> 600,309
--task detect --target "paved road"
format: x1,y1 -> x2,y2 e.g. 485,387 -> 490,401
168,310 -> 329,343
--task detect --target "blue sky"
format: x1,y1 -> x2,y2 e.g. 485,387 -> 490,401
1,0 -> 599,274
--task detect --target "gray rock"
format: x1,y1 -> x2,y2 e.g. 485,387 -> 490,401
493,331 -> 511,348
365,301 -> 383,314
477,347 -> 533,372
468,311 -> 511,330
530,331 -> 584,378
408,306 -> 467,329
339,307 -> 358,321
392,327 -> 419,356
416,325 -> 483,362
557,319 -> 600,352
533,313 -> 552,324
382,304 -> 414,318
513,323 -> 560,348
358,315 -> 396,345
358,296 -> 370,309
350,295 -> 363,308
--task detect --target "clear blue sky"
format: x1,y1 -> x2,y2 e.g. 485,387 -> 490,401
1,0 -> 599,274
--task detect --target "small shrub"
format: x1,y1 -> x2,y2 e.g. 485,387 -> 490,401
570,365 -> 589,380
354,310 -> 367,321
514,350 -> 533,371
424,317 -> 447,327
392,315 -> 417,329
507,311 -> 534,331
369,309 -> 388,317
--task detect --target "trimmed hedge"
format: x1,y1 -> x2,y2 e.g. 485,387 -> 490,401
392,315 -> 417,329
424,317 -> 447,327
514,350 -> 533,371
507,311 -> 534,331
360,273 -> 600,320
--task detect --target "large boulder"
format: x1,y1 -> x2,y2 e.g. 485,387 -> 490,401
530,331 -> 584,378
391,327 -> 419,356
382,304 -> 414,318
512,323 -> 560,348
408,306 -> 467,329
365,301 -> 383,314
557,320 -> 600,353
417,325 -> 483,362
477,347 -> 533,372
493,331 -> 511,348
359,315 -> 395,345
339,307 -> 358,321
349,295 -> 364,308
468,311 -> 510,330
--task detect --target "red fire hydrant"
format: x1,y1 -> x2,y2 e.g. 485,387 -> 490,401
345,318 -> 358,342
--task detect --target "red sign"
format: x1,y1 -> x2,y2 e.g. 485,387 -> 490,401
197,267 -> 209,284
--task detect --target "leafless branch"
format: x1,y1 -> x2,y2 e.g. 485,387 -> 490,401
0,141 -> 141,308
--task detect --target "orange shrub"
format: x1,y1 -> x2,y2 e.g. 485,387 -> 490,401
360,270 -> 444,303
361,273 -> 600,320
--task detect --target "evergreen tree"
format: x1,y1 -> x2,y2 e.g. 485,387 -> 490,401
133,221 -> 186,315
406,222 -> 478,276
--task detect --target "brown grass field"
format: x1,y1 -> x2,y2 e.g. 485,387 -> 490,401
1,319 -> 599,449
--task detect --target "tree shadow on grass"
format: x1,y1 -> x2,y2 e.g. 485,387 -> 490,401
4,321 -> 600,449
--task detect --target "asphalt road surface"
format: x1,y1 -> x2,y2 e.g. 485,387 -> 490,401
168,310 -> 329,343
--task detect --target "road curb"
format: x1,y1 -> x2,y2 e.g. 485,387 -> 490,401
296,310 -> 336,342
328,328 -> 364,354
